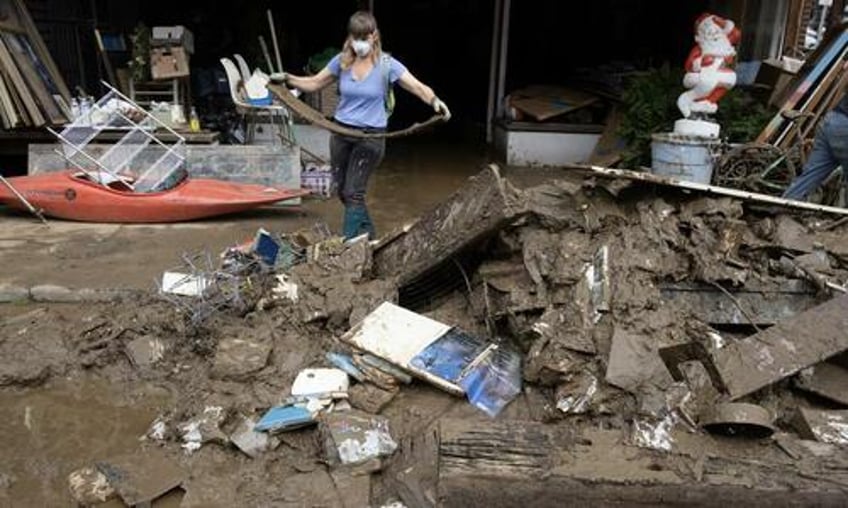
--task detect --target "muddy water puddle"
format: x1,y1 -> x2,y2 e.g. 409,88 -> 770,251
0,376 -> 175,506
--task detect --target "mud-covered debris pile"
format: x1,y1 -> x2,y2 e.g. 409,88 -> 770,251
8,167 -> 848,505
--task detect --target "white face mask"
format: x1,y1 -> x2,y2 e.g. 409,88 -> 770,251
352,39 -> 372,58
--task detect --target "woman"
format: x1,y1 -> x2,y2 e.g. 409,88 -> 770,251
277,11 -> 451,240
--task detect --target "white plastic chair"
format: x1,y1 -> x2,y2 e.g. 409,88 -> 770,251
233,53 -> 252,82
220,56 -> 293,145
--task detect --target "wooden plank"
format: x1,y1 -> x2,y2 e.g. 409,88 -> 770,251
2,32 -> 64,124
782,0 -> 805,57
798,63 -> 848,145
586,105 -> 625,167
11,0 -> 71,102
0,35 -> 42,126
384,425 -> 440,508
438,420 -> 848,507
373,165 -> 526,284
777,51 -> 848,149
0,71 -> 18,127
2,64 -> 30,126
756,29 -> 848,144
582,165 -> 848,216
713,294 -> 848,400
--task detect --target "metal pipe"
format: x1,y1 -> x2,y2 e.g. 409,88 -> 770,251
495,0 -> 511,121
268,10 -> 283,74
485,0 -> 503,143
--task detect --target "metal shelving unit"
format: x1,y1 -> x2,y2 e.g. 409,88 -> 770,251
47,81 -> 186,193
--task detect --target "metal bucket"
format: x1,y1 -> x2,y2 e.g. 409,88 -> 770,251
650,133 -> 717,184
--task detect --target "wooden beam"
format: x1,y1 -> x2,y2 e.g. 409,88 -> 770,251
0,70 -> 19,128
12,0 -> 71,103
437,420 -> 848,507
782,0 -> 805,58
2,32 -> 64,124
0,36 -> 43,126
757,29 -> 848,144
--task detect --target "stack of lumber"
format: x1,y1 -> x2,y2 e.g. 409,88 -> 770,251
756,25 -> 848,152
0,0 -> 70,128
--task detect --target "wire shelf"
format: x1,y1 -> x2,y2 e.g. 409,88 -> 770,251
47,81 -> 187,193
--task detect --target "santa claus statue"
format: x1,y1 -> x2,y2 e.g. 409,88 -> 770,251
675,13 -> 741,136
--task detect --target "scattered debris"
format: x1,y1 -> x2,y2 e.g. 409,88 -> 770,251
290,368 -> 350,399
792,408 -> 848,445
124,335 -> 165,368
555,369 -> 599,415
700,402 -> 775,438
320,410 -> 398,468
252,228 -> 281,266
230,415 -> 279,458
349,383 -> 399,414
605,327 -> 673,396
343,302 -> 522,416
255,404 -> 317,433
631,414 -> 676,452
68,467 -> 116,506
794,362 -> 848,406
326,352 -> 368,383
179,406 -> 228,453
95,449 -> 185,507
714,294 -> 848,400
210,338 -> 272,381
160,271 -> 209,296
373,164 -> 525,284
361,354 -> 413,384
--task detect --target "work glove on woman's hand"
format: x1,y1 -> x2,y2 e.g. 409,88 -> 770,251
269,72 -> 288,83
432,97 -> 451,121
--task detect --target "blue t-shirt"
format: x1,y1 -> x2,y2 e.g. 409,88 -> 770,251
327,53 -> 407,129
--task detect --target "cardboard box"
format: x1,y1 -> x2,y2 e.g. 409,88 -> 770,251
152,26 -> 194,54
150,47 -> 190,80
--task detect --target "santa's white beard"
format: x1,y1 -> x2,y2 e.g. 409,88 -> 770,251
697,36 -> 736,57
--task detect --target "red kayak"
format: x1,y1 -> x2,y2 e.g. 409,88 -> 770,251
0,170 -> 310,223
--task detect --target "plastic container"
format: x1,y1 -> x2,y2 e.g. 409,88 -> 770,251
650,133 -> 718,184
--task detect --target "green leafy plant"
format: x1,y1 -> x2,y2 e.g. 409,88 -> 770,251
619,64 -> 683,168
618,65 -> 777,168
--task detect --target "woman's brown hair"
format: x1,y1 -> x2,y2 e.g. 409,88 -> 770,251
340,11 -> 382,69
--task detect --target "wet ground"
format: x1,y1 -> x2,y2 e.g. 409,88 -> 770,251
5,137 -> 843,506
0,138 -> 498,506
0,138 -> 491,290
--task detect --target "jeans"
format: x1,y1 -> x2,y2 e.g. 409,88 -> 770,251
329,133 -> 385,206
330,132 -> 385,238
783,111 -> 848,200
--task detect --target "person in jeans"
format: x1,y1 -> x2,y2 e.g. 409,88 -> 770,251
278,10 -> 450,239
783,93 -> 848,201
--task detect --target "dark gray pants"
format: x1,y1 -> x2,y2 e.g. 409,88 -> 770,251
329,134 -> 385,206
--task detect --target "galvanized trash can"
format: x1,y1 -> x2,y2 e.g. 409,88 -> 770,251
650,133 -> 718,184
